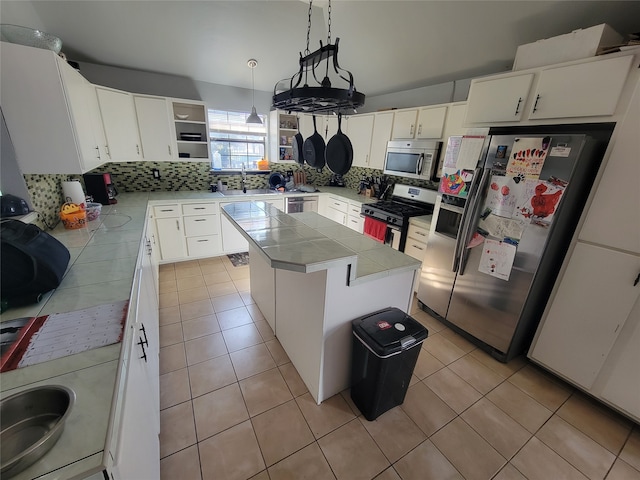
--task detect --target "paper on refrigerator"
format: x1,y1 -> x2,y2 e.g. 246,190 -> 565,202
478,238 -> 517,281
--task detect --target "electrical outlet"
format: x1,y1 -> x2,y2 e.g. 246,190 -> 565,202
152,169 -> 160,179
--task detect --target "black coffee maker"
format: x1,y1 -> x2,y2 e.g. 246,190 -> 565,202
83,173 -> 118,205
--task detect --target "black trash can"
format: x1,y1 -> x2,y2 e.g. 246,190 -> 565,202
350,307 -> 428,421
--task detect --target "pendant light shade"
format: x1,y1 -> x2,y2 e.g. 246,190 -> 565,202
246,59 -> 263,124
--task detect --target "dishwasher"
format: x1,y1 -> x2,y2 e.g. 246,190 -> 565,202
285,196 -> 318,214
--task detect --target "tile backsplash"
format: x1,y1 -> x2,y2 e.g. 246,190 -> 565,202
23,174 -> 76,230
23,160 -> 437,231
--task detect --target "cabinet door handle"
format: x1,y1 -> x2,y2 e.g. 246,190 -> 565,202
136,144 -> 140,155
412,244 -> 425,251
197,239 -> 209,243
176,219 -> 180,230
416,231 -> 427,237
532,94 -> 541,113
160,209 -> 174,212
194,207 -> 206,210
634,272 -> 640,286
417,124 -> 422,135
105,145 -> 110,157
194,218 -> 206,222
95,146 -> 101,160
410,124 -> 415,136
514,97 -> 522,115
168,145 -> 172,156
138,337 -> 147,362
139,323 -> 149,347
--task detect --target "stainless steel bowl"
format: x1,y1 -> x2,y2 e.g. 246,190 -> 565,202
0,385 -> 75,478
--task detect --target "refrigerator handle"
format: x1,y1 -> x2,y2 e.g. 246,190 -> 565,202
451,167 -> 485,272
458,168 -> 492,276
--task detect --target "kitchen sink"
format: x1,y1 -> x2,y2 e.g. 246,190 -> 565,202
0,385 -> 75,478
221,189 -> 280,196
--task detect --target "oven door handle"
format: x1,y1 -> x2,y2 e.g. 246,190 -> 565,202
416,153 -> 424,175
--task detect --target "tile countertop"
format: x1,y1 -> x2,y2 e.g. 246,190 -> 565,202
221,201 -> 421,286
0,192 -> 150,480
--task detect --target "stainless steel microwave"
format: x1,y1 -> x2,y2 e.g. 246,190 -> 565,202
383,140 -> 442,181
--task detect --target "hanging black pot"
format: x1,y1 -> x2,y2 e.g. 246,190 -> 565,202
325,113 -> 353,175
292,118 -> 305,165
303,115 -> 325,171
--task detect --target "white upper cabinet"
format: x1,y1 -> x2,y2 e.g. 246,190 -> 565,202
392,106 -> 448,140
0,42 -> 104,174
415,106 -> 447,139
528,55 -> 634,120
172,100 -> 210,161
134,95 -> 175,161
391,109 -> 419,139
57,59 -> 106,172
347,114 -> 374,168
95,86 -> 142,161
465,73 -> 534,124
369,112 -> 394,170
465,51 -> 637,126
579,77 -> 640,255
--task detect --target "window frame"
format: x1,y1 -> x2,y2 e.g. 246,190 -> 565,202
208,109 -> 267,172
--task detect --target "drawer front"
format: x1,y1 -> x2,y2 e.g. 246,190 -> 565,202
153,205 -> 180,218
187,235 -> 221,257
347,214 -> 364,233
405,241 -> 427,262
408,223 -> 430,241
328,196 -> 348,213
348,204 -> 362,216
183,215 -> 219,237
182,203 -> 218,215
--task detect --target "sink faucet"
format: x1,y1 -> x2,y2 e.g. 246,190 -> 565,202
241,163 -> 247,193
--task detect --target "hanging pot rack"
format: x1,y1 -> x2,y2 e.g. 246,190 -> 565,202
272,0 -> 365,115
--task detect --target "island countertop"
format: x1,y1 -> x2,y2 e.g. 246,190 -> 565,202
221,201 -> 421,287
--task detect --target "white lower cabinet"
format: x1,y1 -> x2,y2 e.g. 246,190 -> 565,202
405,219 -> 431,293
325,196 -> 348,226
111,229 -> 159,479
182,203 -> 221,257
347,201 -> 364,233
154,205 -> 186,261
529,242 -> 640,421
221,203 -> 249,254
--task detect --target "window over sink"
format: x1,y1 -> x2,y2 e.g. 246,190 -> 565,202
208,109 -> 266,171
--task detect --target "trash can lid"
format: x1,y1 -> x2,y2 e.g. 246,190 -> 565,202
352,307 -> 428,357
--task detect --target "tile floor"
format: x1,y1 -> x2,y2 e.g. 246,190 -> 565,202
157,255 -> 640,480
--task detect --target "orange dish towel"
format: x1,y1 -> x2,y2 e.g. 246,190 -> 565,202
364,217 -> 387,243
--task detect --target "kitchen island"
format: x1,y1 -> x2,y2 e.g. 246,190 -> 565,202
221,201 -> 421,403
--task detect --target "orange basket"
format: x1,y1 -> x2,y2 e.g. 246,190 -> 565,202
60,202 -> 86,230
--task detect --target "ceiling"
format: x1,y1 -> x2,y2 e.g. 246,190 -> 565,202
1,1 -> 639,98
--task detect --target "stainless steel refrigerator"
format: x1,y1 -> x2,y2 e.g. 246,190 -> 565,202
417,124 -> 614,362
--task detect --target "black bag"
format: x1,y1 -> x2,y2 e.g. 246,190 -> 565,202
1,220 -> 70,303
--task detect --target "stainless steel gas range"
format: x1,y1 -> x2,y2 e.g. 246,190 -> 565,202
361,184 -> 437,252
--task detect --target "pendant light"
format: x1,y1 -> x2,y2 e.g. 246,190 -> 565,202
272,0 -> 364,115
246,58 -> 263,124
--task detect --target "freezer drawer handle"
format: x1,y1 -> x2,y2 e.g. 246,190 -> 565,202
634,272 -> 640,286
